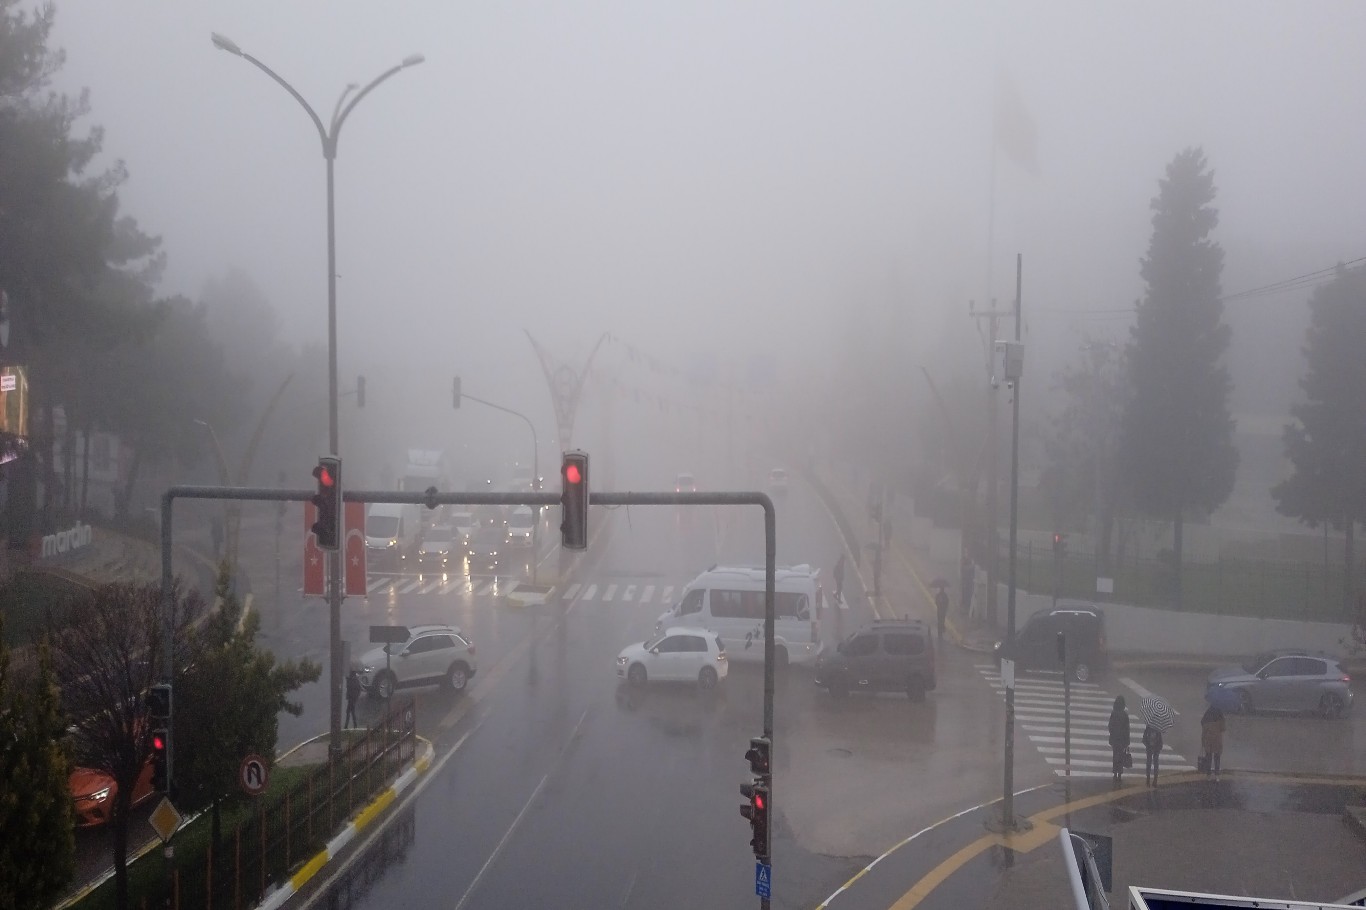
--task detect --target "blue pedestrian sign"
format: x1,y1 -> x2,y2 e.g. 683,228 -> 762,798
755,862 -> 771,898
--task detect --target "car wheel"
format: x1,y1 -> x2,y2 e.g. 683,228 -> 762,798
375,671 -> 396,700
698,666 -> 718,690
906,675 -> 926,702
628,664 -> 648,687
1238,689 -> 1253,715
446,662 -> 470,692
1319,692 -> 1344,719
1071,662 -> 1091,683
829,673 -> 849,699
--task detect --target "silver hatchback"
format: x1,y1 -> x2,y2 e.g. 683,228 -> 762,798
1207,650 -> 1353,718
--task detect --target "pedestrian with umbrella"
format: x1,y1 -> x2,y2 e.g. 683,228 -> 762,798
1140,695 -> 1174,787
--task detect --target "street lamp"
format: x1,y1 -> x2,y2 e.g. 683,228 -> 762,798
211,33 -> 423,760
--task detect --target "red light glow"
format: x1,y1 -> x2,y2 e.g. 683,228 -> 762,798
319,467 -> 335,487
754,793 -> 765,810
565,463 -> 582,484
152,735 -> 166,751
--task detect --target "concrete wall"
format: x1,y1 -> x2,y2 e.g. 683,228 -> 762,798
997,583 -> 1355,660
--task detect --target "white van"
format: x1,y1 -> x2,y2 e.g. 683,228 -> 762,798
655,564 -> 823,668
365,503 -> 422,567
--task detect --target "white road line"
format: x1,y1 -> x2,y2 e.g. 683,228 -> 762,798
1120,676 -> 1180,715
564,583 -> 582,600
582,584 -> 598,601
660,586 -> 673,604
603,584 -> 617,602
1036,746 -> 1116,757
640,585 -> 654,605
980,675 -> 1101,691
440,579 -> 463,595
396,579 -> 421,595
447,767 -> 551,909
475,580 -> 496,596
622,585 -> 636,602
420,579 -> 442,594
366,577 -> 389,595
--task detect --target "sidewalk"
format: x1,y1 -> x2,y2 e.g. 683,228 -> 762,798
805,465 -> 998,653
817,771 -> 1366,909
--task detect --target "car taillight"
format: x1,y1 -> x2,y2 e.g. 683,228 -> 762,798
1341,675 -> 1350,682
716,652 -> 727,661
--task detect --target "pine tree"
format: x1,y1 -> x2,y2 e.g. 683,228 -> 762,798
1272,265 -> 1366,614
0,617 -> 76,909
1120,148 -> 1238,608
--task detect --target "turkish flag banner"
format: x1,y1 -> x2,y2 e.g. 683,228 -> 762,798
303,502 -> 325,596
303,502 -> 368,597
344,502 -> 366,596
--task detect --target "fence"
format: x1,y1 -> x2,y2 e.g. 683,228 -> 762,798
136,701 -> 417,910
1002,540 -> 1360,623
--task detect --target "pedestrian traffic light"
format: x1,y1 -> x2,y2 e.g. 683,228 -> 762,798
560,450 -> 589,550
150,727 -> 168,791
740,781 -> 770,857
311,456 -> 342,550
146,682 -> 172,722
745,736 -> 771,777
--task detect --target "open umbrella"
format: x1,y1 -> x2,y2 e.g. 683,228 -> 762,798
1139,695 -> 1175,732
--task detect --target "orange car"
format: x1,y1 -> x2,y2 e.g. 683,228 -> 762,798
69,756 -> 156,828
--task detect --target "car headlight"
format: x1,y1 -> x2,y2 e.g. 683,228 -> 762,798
90,787 -> 111,802
385,539 -> 396,548
617,656 -> 629,666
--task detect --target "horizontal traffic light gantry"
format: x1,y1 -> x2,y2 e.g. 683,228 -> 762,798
311,456 -> 342,550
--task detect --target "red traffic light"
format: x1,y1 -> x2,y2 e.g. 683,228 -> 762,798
754,791 -> 765,810
152,732 -> 166,751
1053,533 -> 1061,544
316,466 -> 335,487
565,463 -> 582,484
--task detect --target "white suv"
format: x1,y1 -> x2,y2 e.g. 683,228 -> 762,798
354,625 -> 477,698
617,627 -> 728,689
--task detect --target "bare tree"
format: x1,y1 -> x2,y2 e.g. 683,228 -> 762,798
48,581 -> 205,910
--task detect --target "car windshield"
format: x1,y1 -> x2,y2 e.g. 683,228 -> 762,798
367,516 -> 398,537
644,635 -> 665,650
509,511 -> 533,528
426,525 -> 453,543
1242,652 -> 1277,674
453,512 -> 475,529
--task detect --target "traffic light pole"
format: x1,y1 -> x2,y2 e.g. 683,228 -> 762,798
161,482 -> 777,902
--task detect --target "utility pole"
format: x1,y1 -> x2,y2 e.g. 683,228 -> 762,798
969,300 -> 1010,628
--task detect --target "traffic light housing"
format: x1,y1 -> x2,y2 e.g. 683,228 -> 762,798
741,736 -> 772,858
311,456 -> 342,550
560,450 -> 589,550
146,682 -> 172,722
1053,532 -> 1067,557
150,727 -> 168,791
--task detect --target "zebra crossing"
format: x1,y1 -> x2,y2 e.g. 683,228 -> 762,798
974,664 -> 1195,778
560,580 -> 676,606
363,575 -> 512,597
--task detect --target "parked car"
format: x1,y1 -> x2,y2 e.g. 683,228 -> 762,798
617,627 -> 728,690
814,619 -> 936,701
675,472 -> 697,493
70,756 -> 156,828
993,603 -> 1108,682
1207,649 -> 1353,717
353,624 -> 477,698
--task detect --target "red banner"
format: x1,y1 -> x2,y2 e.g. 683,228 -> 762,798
303,502 -> 367,597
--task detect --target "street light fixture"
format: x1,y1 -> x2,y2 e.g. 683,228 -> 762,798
211,33 -> 423,760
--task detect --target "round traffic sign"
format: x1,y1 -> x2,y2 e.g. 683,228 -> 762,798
239,753 -> 270,796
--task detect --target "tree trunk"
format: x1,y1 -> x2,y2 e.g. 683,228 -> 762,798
1173,513 -> 1184,611
1345,520 -> 1355,618
116,447 -> 143,522
112,790 -> 131,910
211,794 -> 222,863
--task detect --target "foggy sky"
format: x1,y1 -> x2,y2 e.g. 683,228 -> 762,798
46,1 -> 1366,430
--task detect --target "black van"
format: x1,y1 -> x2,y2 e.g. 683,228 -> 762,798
994,604 -> 1108,682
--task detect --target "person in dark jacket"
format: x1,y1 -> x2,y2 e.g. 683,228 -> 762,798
934,587 -> 950,642
344,670 -> 361,728
1108,695 -> 1131,783
1142,722 -> 1163,787
1200,704 -> 1226,779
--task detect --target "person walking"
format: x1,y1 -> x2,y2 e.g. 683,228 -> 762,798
934,587 -> 950,643
1108,695 -> 1131,784
1142,720 -> 1163,787
833,553 -> 847,605
344,669 -> 361,728
1200,703 -> 1226,779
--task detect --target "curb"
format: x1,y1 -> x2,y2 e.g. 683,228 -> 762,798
255,736 -> 436,910
504,583 -> 552,607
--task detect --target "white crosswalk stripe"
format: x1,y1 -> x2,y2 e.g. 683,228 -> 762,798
640,585 -> 655,604
622,585 -> 636,602
660,586 -> 674,604
564,583 -> 582,600
395,579 -> 421,595
974,665 -> 1194,778
420,579 -> 442,595
603,584 -> 617,602
474,579 -> 497,596
440,579 -> 463,595
366,577 -> 389,595
582,584 -> 598,601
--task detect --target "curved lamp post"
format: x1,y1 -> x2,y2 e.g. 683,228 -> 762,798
212,33 -> 422,760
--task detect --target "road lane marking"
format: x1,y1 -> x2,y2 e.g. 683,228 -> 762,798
660,586 -> 673,604
582,584 -> 598,601
475,580 -> 496,596
640,585 -> 654,604
396,579 -> 421,595
564,583 -> 582,600
603,584 -> 617,602
1120,676 -> 1180,715
366,578 -> 389,595
622,585 -> 636,602
420,579 -> 442,594
440,579 -> 462,594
